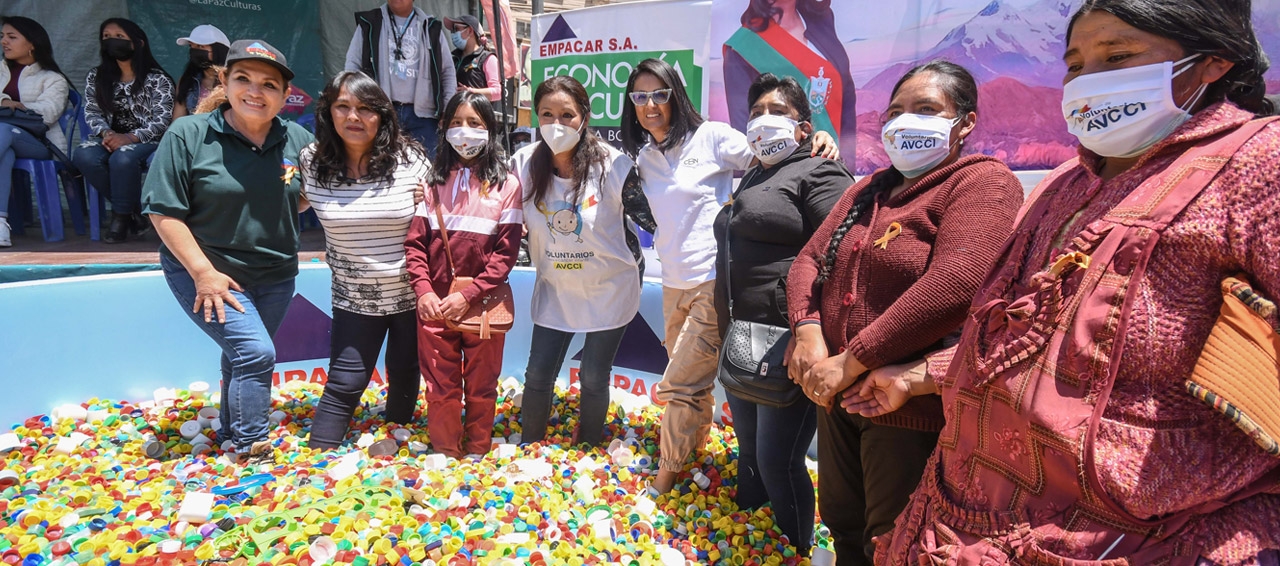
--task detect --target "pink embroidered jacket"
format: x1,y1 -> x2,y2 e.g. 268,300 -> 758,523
914,103 -> 1280,563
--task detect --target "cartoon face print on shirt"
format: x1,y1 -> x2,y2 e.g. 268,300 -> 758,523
540,200 -> 584,243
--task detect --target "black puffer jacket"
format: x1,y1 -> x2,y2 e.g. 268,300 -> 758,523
713,139 -> 854,334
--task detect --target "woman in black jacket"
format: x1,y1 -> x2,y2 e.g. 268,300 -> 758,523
714,73 -> 854,557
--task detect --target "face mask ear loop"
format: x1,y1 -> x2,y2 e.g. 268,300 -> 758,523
1172,53 -> 1203,78
1180,82 -> 1210,113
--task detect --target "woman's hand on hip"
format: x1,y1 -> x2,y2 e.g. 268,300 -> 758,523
438,292 -> 469,321
417,292 -> 442,321
841,359 -> 930,418
190,268 -> 245,324
788,324 -> 829,385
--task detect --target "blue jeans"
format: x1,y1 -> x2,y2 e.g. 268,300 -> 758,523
72,140 -> 158,214
161,255 -> 295,454
309,307 -> 419,448
0,125 -> 51,216
394,104 -> 438,159
727,391 -> 819,556
521,324 -> 627,446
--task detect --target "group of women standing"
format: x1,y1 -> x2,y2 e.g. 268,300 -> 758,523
33,0 -> 1280,562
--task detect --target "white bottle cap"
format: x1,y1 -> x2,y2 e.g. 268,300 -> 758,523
811,547 -> 836,566
179,421 -> 203,440
269,410 -> 287,425
188,381 -> 210,399
175,491 -> 214,523
309,536 -> 337,561
391,428 -> 411,442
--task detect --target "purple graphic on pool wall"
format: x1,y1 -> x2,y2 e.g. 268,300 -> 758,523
273,294 -> 332,364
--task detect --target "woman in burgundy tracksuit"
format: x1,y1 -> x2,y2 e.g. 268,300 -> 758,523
405,91 -> 522,459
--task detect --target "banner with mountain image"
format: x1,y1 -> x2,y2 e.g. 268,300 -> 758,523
709,0 -> 1280,175
530,0 -> 711,147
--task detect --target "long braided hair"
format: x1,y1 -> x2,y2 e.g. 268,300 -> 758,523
815,171 -> 900,284
815,60 -> 978,284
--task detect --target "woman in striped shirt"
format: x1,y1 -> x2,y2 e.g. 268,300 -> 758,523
404,91 -> 522,458
304,71 -> 429,449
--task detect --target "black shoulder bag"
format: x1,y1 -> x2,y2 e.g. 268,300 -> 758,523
716,172 -> 803,407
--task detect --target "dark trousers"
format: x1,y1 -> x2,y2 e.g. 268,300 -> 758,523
72,141 -> 157,214
727,391 -> 818,556
521,324 -> 626,447
395,104 -> 438,160
818,410 -> 939,566
309,308 -> 419,448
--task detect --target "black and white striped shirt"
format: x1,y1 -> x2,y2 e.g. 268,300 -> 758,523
299,145 -> 429,316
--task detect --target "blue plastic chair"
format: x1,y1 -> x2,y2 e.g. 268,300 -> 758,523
10,90 -> 84,241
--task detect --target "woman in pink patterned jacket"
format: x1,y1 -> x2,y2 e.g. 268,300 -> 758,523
848,0 -> 1280,564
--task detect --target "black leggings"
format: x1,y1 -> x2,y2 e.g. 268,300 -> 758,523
308,308 -> 419,448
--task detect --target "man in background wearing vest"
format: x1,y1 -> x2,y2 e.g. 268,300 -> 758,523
345,0 -> 458,158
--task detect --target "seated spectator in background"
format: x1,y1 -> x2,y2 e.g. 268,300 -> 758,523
304,71 -> 427,449
0,16 -> 69,247
73,18 -> 174,244
172,24 -> 228,120
345,0 -> 457,157
447,15 -> 501,103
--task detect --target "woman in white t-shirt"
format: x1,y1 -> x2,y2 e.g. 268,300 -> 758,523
513,74 -> 655,447
619,58 -> 838,494
302,71 -> 428,449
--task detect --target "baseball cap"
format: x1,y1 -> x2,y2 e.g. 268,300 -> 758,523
224,39 -> 294,82
176,24 -> 230,48
444,14 -> 485,37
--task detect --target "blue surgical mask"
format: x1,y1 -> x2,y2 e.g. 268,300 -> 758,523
451,31 -> 467,50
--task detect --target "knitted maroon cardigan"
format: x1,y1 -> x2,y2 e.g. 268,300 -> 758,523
788,155 -> 1023,431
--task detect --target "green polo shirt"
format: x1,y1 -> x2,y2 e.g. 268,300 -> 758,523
142,106 -> 315,288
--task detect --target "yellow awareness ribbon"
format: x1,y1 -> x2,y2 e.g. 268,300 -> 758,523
1048,251 -> 1091,277
873,222 -> 902,250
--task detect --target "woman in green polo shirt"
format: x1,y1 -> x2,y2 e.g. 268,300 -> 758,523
141,40 -> 314,466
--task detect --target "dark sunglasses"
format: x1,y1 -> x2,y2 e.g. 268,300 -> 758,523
628,89 -> 672,106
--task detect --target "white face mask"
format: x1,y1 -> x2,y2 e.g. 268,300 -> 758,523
881,113 -> 960,178
539,122 -> 583,155
1062,54 -> 1208,158
746,114 -> 800,165
445,126 -> 489,159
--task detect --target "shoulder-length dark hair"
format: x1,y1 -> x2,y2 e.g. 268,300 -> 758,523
1068,0 -> 1272,115
312,71 -> 420,188
525,75 -> 609,209
748,72 -> 812,123
177,39 -> 229,109
428,91 -> 509,190
620,58 -> 704,157
94,18 -> 169,116
1,17 -> 67,79
741,0 -> 834,33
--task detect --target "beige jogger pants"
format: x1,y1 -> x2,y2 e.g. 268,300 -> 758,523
654,280 -> 722,472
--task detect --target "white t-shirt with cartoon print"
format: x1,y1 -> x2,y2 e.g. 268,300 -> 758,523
512,142 -> 640,333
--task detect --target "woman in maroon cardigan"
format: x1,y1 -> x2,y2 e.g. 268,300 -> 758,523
786,61 -> 1023,565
